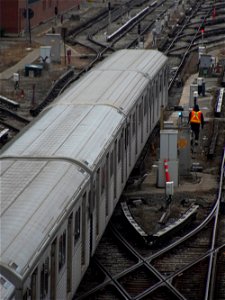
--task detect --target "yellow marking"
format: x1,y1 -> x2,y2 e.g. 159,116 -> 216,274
178,138 -> 188,149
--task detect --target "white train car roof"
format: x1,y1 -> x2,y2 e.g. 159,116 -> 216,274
0,104 -> 124,284
57,50 -> 167,115
95,49 -> 167,75
1,104 -> 124,170
0,158 -> 89,283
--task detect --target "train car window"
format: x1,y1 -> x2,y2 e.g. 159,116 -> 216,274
114,140 -> 117,199
148,85 -> 151,100
23,290 -> 28,300
40,264 -> 44,298
58,231 -> 66,271
135,107 -> 138,155
138,104 -> 142,124
110,151 -> 113,178
128,123 -> 131,167
30,268 -> 38,300
81,195 -> 86,266
125,125 -> 129,150
144,96 -> 147,116
88,191 -> 93,216
101,165 -> 105,195
155,81 -> 157,98
160,75 -> 162,92
106,154 -> 109,217
152,88 -> 155,124
140,102 -> 143,143
144,95 -> 148,133
96,169 -> 100,201
164,68 -> 167,85
132,113 -> 135,136
40,257 -> 49,299
74,207 -> 81,246
118,138 -> 121,163
152,84 -> 154,101
92,185 -> 96,211
44,258 -> 49,294
121,131 -> 124,184
96,169 -> 100,236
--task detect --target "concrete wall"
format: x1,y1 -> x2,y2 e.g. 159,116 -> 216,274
0,0 -> 19,33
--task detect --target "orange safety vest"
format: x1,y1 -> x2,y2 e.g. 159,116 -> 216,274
190,111 -> 202,124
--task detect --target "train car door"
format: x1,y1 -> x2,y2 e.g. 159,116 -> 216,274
88,190 -> 93,256
50,238 -> 57,300
144,95 -> 148,135
125,126 -> 128,180
96,170 -> 100,237
135,106 -> 138,155
139,101 -> 143,144
128,123 -> 131,170
152,84 -> 155,126
31,268 -> 38,300
114,140 -> 117,201
125,122 -> 131,179
81,193 -> 86,267
121,131 -> 124,185
67,213 -> 73,295
106,153 -> 109,217
148,86 -> 152,131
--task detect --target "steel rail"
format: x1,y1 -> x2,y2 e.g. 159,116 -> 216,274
0,107 -> 30,124
160,244 -> 225,290
168,5 -> 214,91
76,217 -> 189,299
106,6 -> 150,42
109,224 -> 188,300
0,120 -> 20,133
108,0 -> 175,48
111,147 -> 225,298
125,1 -> 176,49
164,1 -> 203,55
205,147 -> 225,300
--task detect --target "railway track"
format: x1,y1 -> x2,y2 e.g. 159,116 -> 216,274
32,0 -> 225,117
2,0 -> 224,143
75,146 -> 225,299
0,107 -> 30,132
29,0 -> 181,118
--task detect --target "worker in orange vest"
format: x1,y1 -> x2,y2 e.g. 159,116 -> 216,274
188,104 -> 204,144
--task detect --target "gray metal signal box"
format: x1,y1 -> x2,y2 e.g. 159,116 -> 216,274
158,129 -> 179,187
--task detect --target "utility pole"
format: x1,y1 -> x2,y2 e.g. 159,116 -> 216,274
61,27 -> 67,65
107,2 -> 111,36
26,0 -> 29,43
23,0 -> 33,44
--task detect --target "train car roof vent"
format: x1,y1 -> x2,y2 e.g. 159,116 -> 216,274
8,261 -> 19,272
84,160 -> 89,165
79,168 -> 85,174
0,275 -> 11,289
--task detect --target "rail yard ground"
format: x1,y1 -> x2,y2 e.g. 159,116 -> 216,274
75,48 -> 225,298
124,57 -> 225,230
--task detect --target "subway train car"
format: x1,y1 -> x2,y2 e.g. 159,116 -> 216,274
0,49 -> 168,300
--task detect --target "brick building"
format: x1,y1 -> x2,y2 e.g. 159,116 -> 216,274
0,0 -> 81,35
